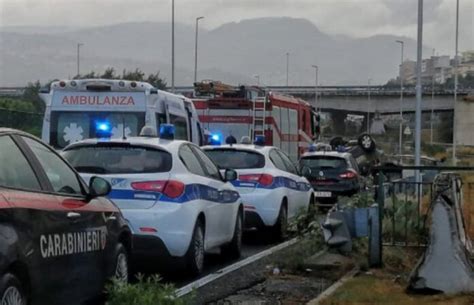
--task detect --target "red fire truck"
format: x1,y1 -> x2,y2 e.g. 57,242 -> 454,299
192,83 -> 320,161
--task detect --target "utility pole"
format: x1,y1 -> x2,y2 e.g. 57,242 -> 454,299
367,78 -> 371,134
171,0 -> 175,92
396,40 -> 404,155
286,52 -> 289,87
311,65 -> 318,109
431,48 -> 435,144
415,0 -> 423,183
76,43 -> 83,77
194,16 -> 204,83
453,0 -> 459,163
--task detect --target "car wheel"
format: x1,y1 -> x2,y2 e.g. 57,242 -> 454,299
273,203 -> 288,241
1,273 -> 27,305
113,243 -> 129,283
186,221 -> 205,276
221,212 -> 243,259
329,136 -> 345,149
358,133 -> 376,153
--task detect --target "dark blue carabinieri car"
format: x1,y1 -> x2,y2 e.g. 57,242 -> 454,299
0,129 -> 132,305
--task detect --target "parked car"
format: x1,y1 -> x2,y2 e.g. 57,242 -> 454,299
0,128 -> 132,305
62,125 -> 243,275
203,136 -> 314,240
299,149 -> 363,205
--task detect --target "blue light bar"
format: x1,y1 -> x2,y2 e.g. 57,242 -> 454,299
254,136 -> 265,146
159,124 -> 175,140
308,144 -> 317,152
209,133 -> 221,146
95,120 -> 112,138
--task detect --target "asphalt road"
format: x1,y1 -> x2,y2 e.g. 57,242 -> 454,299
172,230 -> 279,288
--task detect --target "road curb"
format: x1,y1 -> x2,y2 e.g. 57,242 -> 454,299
306,267 -> 359,305
175,237 -> 299,298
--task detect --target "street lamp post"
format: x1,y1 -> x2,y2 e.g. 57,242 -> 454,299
453,0 -> 460,163
171,0 -> 175,92
367,78 -> 371,134
286,52 -> 289,87
194,16 -> 204,83
76,43 -> 83,77
431,48 -> 435,144
254,75 -> 260,86
396,40 -> 404,155
415,0 -> 423,183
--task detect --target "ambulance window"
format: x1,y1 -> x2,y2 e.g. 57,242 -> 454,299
179,145 -> 205,176
22,137 -> 82,195
170,115 -> 188,140
0,136 -> 41,191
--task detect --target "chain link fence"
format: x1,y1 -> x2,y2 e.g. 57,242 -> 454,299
0,108 -> 43,137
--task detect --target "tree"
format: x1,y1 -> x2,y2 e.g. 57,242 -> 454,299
101,67 -> 117,79
22,81 -> 44,113
146,72 -> 167,90
70,68 -> 167,89
122,68 -> 145,82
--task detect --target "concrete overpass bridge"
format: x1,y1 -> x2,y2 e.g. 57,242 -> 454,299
1,85 -> 468,115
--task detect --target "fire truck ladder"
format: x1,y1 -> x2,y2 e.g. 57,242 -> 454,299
252,96 -> 267,139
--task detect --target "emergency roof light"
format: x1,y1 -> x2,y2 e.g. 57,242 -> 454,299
240,136 -> 251,144
94,120 -> 112,138
159,124 -> 175,140
209,133 -> 221,146
225,135 -> 237,145
308,144 -> 317,152
254,135 -> 265,146
140,126 -> 158,137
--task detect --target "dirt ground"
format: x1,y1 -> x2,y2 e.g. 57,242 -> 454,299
320,247 -> 474,305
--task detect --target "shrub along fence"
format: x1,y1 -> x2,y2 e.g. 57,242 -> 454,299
0,108 -> 43,136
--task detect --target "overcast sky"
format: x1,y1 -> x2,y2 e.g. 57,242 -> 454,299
0,0 -> 472,55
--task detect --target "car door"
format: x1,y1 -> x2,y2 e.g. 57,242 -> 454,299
0,134 -> 67,303
178,144 -> 222,250
268,149 -> 297,217
19,135 -> 110,303
190,145 -> 237,245
276,149 -> 308,214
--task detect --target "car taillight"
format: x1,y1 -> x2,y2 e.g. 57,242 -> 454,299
163,180 -> 185,198
131,181 -> 166,192
339,170 -> 357,179
131,180 -> 185,198
240,174 -> 274,186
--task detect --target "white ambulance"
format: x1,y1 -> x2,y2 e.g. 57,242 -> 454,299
39,79 -> 204,149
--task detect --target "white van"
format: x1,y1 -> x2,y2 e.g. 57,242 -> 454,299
39,79 -> 203,149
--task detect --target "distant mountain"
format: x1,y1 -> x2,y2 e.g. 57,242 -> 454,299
0,17 -> 430,86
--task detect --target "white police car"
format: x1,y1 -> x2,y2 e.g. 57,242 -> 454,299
202,136 -> 314,240
62,125 -> 243,275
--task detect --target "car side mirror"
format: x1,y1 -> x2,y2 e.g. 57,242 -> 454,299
88,176 -> 111,199
301,166 -> 312,177
224,169 -> 238,182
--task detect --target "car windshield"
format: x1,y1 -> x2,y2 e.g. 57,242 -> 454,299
63,144 -> 172,174
205,149 -> 265,169
300,156 -> 347,170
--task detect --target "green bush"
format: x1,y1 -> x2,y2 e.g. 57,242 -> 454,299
106,275 -> 192,305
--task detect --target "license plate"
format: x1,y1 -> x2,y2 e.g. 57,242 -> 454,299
315,191 -> 332,198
